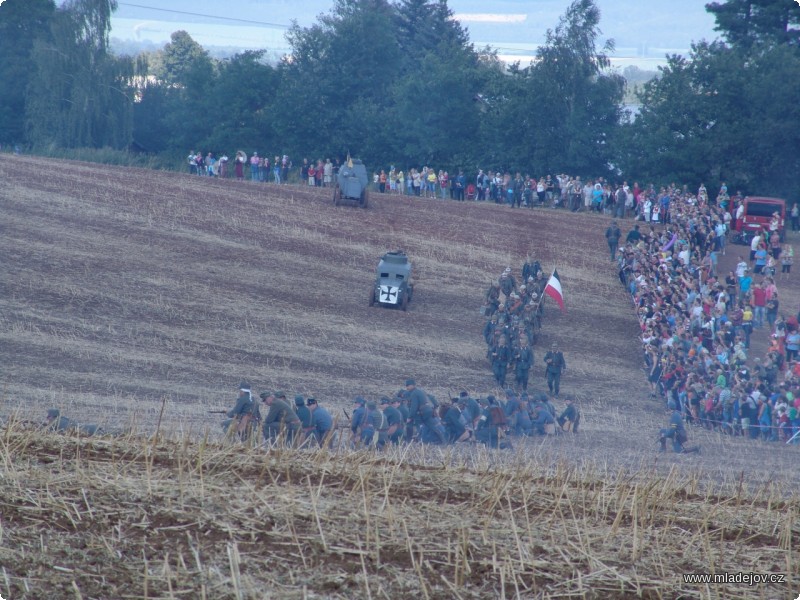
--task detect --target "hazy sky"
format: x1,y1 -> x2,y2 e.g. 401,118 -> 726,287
108,0 -> 720,68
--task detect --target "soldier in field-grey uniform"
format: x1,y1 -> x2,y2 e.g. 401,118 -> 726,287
261,390 -> 301,442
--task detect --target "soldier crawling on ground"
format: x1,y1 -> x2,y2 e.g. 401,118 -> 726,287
46,409 -> 101,435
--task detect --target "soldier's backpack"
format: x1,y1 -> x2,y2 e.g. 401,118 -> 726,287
489,406 -> 507,427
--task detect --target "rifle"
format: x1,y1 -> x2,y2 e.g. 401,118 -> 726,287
2,418 -> 46,429
208,410 -> 228,415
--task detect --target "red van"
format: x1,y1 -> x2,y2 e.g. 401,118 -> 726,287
736,196 -> 785,235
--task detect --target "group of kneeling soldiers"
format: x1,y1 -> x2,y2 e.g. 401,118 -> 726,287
222,378 -> 579,449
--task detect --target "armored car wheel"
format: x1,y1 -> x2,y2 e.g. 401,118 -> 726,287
333,185 -> 341,206
361,189 -> 369,208
401,293 -> 408,311
369,287 -> 375,307
407,284 -> 414,301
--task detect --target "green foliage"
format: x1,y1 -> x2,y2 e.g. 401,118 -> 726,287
706,0 -> 800,49
617,53 -> 716,185
158,30 -> 214,92
28,145 -> 183,171
200,51 -> 278,152
619,0 -> 800,198
273,0 -> 401,160
9,0 -> 798,199
481,0 -> 623,176
25,0 -> 134,149
0,0 -> 55,145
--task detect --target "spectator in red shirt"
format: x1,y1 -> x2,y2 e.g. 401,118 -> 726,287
752,281 -> 767,328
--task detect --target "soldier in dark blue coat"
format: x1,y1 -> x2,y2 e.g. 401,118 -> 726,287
531,403 -> 555,435
443,398 -> 470,443
381,397 -> 404,444
294,395 -> 313,444
483,313 -> 499,344
350,397 -> 366,445
557,398 -> 579,432
659,410 -> 700,453
307,398 -> 332,445
515,337 -> 534,391
491,338 -> 511,387
543,343 -> 566,397
459,391 -> 481,431
474,397 -> 500,448
515,392 -> 533,435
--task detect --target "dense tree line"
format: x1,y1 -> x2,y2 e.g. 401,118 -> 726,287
618,0 -> 800,199
0,0 -> 798,199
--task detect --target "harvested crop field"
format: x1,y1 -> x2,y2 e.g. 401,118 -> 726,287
1,154 -> 799,598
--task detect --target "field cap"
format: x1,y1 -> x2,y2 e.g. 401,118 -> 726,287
405,378 -> 415,386
239,381 -> 251,391
275,390 -> 286,398
259,390 -> 271,399
294,395 -> 305,406
307,398 -> 317,406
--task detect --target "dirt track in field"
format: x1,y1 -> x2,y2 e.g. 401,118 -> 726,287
2,154 -> 799,482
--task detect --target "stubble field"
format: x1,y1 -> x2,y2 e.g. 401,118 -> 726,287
0,154 -> 798,599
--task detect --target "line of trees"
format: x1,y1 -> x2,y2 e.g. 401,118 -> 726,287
0,0 -> 798,199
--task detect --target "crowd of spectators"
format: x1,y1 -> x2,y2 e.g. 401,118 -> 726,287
183,152 -> 643,215
187,150 -> 300,184
615,185 -> 800,444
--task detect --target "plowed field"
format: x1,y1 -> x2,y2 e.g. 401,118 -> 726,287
1,154 -> 798,599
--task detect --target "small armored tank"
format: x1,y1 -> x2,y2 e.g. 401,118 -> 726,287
333,158 -> 368,208
370,251 -> 414,311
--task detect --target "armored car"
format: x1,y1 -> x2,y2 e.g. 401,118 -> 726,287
370,251 -> 413,311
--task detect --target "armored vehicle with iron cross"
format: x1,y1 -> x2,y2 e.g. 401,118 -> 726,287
370,251 -> 414,311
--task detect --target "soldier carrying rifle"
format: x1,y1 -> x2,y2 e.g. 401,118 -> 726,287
219,381 -> 260,440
